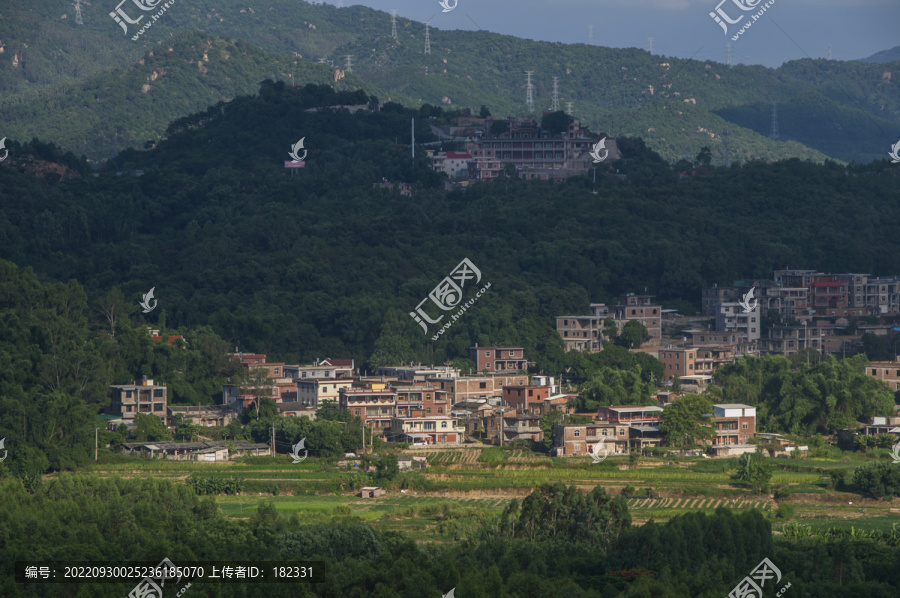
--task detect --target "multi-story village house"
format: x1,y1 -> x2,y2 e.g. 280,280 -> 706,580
469,345 -> 528,373
107,377 -> 167,421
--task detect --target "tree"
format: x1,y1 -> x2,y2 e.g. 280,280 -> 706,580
133,413 -> 171,442
618,320 -> 649,349
541,111 -> 571,135
96,287 -> 132,338
660,394 -> 716,453
479,105 -> 491,118
733,452 -> 772,493
539,409 -> 563,451
490,120 -> 509,136
695,146 -> 712,167
240,366 -> 274,421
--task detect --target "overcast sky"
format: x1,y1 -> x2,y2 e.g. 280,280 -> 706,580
323,0 -> 899,68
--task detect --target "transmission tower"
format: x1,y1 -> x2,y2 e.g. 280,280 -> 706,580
648,37 -> 654,54
551,76 -> 560,112
424,22 -> 431,55
768,101 -> 779,140
725,43 -> 732,67
588,25 -> 593,45
827,44 -> 832,60
525,71 -> 534,112
391,9 -> 398,40
74,0 -> 84,25
345,55 -> 353,73
338,0 -> 343,7
565,101 -> 573,116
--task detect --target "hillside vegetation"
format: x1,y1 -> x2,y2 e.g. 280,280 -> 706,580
0,1 -> 898,162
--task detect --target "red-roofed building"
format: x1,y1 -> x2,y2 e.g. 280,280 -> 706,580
232,352 -> 266,366
151,334 -> 184,345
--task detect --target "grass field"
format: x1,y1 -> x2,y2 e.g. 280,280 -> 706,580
67,446 -> 900,541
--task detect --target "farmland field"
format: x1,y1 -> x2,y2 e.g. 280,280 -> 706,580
66,446 -> 900,541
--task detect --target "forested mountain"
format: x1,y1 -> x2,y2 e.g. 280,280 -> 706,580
1,82 -> 900,371
1,1 -> 898,163
859,46 -> 900,63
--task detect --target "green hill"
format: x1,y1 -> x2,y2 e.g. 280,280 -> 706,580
1,0 -> 898,163
1,82 -> 900,366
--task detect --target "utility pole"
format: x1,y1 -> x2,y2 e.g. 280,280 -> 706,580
499,413 -> 503,446
95,427 -> 99,461
271,425 -> 275,457
524,71 -> 534,113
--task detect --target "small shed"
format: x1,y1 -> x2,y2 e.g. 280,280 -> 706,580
359,486 -> 384,498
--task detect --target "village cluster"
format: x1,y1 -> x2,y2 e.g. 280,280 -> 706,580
106,269 -> 900,461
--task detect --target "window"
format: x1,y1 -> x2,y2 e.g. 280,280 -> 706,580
485,351 -> 490,356
742,423 -> 748,429
438,407 -> 443,414
126,405 -> 133,412
564,331 -> 568,337
153,403 -> 163,412
653,309 -> 658,314
573,443 -> 581,452
479,382 -> 487,389
125,390 -> 132,398
153,389 -> 163,398
441,422 -> 447,428
354,409 -> 360,416
528,389 -> 533,396
574,430 -> 580,437
486,363 -> 492,369
619,429 -> 625,436
274,368 -> 280,375
631,309 -> 636,315
872,369 -> 877,375
426,408 -> 432,414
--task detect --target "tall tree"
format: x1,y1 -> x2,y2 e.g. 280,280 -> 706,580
660,394 -> 716,453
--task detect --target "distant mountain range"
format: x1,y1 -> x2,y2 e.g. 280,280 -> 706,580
858,46 -> 900,64
1,0 -> 898,163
